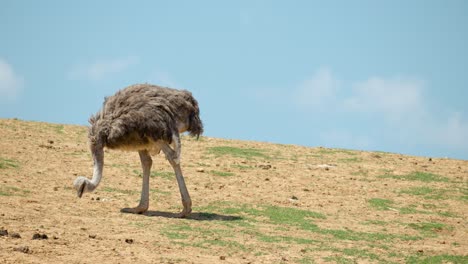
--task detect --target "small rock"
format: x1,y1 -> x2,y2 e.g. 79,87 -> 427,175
264,178 -> 270,181
96,197 -> 100,201
0,228 -> 8,236
196,168 -> 205,173
220,256 -> 226,260
10,232 -> 21,239
53,187 -> 59,191
32,233 -> 48,240
125,238 -> 134,244
316,164 -> 335,169
14,246 -> 30,254
258,164 -> 272,170
428,158 -> 432,162
89,234 -> 97,239
291,195 -> 299,200
48,140 -> 54,144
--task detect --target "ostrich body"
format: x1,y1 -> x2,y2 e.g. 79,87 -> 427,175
73,84 -> 203,217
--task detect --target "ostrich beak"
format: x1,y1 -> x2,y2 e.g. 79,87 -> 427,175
77,182 -> 86,198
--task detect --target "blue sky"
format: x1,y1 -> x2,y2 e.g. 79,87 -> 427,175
1,0 -> 467,160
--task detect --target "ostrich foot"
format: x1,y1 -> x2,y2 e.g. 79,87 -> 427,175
177,207 -> 192,218
177,200 -> 192,218
121,205 -> 148,214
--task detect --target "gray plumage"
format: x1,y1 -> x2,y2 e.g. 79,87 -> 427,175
89,84 -> 203,150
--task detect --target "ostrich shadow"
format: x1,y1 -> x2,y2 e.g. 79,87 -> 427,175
142,211 -> 243,221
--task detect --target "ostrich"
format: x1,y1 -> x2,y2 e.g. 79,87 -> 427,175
73,84 -> 203,217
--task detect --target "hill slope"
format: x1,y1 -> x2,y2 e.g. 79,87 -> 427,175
0,119 -> 467,263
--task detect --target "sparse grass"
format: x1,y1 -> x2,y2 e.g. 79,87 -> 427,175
133,169 -> 174,179
400,186 -> 448,200
317,148 -> 357,156
323,256 -> 354,263
350,169 -> 369,176
338,157 -> 362,163
362,220 -> 387,226
407,222 -> 450,237
208,146 -> 270,159
398,204 -> 429,215
368,198 -> 395,211
0,186 -> 30,196
102,187 -> 138,195
210,170 -> 235,177
341,248 -> 380,262
379,171 -> 449,182
50,124 -> 65,134
0,157 -> 19,169
256,233 -> 318,244
400,186 -> 434,196
406,254 -> 468,264
151,171 -> 174,180
196,202 -> 419,244
231,164 -> 254,170
437,211 -> 458,217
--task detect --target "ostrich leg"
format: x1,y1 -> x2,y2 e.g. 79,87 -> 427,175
162,135 -> 192,218
121,150 -> 152,214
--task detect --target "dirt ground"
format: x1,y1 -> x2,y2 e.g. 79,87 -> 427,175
0,118 -> 467,263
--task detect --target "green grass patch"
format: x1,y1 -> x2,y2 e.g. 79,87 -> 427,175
151,171 -> 174,180
208,146 -> 270,159
0,157 -> 19,169
400,186 -> 448,200
323,256 -> 354,263
210,170 -> 235,177
263,205 -> 326,230
368,198 -> 395,211
437,211 -> 458,218
379,171 -> 449,182
197,202 -> 420,242
406,254 -> 468,264
341,248 -> 380,261
407,222 -> 450,237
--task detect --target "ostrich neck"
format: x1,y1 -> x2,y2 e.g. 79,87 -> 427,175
89,145 -> 104,189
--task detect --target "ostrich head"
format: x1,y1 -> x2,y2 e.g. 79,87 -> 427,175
73,176 -> 97,198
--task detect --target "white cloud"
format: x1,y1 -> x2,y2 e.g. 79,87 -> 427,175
286,67 -> 468,157
345,77 -> 426,121
292,67 -> 340,109
0,59 -> 23,101
68,56 -> 139,81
